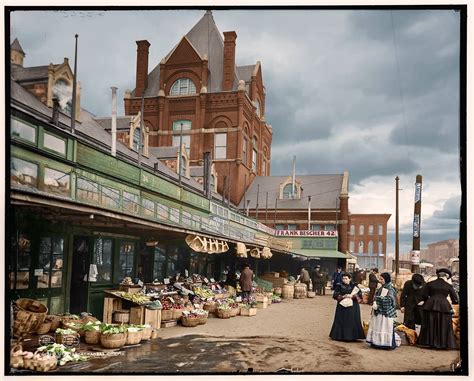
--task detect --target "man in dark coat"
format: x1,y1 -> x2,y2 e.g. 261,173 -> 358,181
321,268 -> 329,295
332,266 -> 343,290
311,265 -> 323,295
239,263 -> 254,301
400,273 -> 425,329
368,268 -> 379,304
299,266 -> 311,291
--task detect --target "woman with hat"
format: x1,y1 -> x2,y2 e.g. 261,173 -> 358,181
400,273 -> 426,330
366,272 -> 398,349
417,268 -> 459,349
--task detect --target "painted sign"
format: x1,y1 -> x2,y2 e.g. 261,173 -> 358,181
275,230 -> 338,237
411,250 -> 420,265
414,182 -> 422,203
413,214 -> 420,238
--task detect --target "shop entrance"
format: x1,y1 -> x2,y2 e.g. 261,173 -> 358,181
69,236 -> 90,314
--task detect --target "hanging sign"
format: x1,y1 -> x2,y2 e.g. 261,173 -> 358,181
275,230 -> 338,237
411,250 -> 420,265
414,182 -> 422,203
34,269 -> 43,276
413,214 -> 420,238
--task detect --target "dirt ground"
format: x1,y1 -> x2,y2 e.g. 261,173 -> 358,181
42,292 -> 460,374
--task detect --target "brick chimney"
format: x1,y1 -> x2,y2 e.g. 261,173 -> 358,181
135,40 -> 150,97
222,31 -> 237,91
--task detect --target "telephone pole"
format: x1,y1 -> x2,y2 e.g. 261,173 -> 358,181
411,175 -> 422,273
395,176 -> 400,279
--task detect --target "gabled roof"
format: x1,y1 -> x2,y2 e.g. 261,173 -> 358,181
11,65 -> 51,83
134,11 -> 245,97
11,38 -> 25,55
95,116 -> 133,131
240,175 -> 345,210
236,64 -> 256,83
148,146 -> 180,159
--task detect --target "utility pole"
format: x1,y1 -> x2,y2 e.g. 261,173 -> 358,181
308,196 -> 312,230
411,175 -> 422,273
395,176 -> 400,279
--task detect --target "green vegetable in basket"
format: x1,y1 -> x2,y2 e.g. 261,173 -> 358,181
55,328 -> 77,335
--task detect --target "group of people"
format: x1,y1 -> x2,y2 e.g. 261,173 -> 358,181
299,265 -> 330,295
329,267 -> 459,351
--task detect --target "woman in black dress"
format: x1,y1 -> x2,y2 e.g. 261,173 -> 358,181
329,273 -> 365,341
417,268 -> 459,349
400,273 -> 425,329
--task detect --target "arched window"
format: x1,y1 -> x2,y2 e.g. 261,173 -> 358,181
133,127 -> 141,151
170,78 -> 196,96
283,183 -> 297,199
378,241 -> 383,254
349,241 -> 355,253
358,241 -> 364,254
359,225 -> 365,235
350,224 -> 355,235
368,241 -> 374,255
53,79 -> 72,115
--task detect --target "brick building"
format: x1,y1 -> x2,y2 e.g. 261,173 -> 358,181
108,11 -> 272,206
422,239 -> 459,267
347,213 -> 391,270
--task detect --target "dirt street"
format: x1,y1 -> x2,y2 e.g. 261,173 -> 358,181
53,293 -> 460,374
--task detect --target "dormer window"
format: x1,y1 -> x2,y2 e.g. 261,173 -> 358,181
170,78 -> 196,96
283,183 -> 297,199
280,177 -> 301,199
53,79 -> 73,116
133,127 -> 141,151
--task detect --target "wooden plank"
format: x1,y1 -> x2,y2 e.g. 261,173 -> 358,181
103,298 -> 114,324
129,306 -> 145,325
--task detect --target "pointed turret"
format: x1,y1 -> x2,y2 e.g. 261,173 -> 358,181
11,38 -> 25,66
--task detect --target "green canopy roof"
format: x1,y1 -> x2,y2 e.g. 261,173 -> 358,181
291,249 -> 350,259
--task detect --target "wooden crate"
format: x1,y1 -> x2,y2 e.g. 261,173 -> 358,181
259,275 -> 287,288
144,309 -> 161,330
129,306 -> 145,325
240,308 -> 257,316
103,297 -> 122,324
256,300 -> 268,309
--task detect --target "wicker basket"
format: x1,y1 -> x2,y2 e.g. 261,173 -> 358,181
84,330 -> 101,345
47,315 -> 62,332
307,291 -> 316,298
197,314 -> 208,325
173,308 -> 184,320
203,303 -> 217,315
100,332 -> 127,349
55,332 -> 80,346
10,344 -> 24,369
113,310 -> 130,324
216,309 -> 232,319
230,307 -> 240,317
181,316 -> 200,327
30,352 -> 57,372
161,309 -> 174,321
274,287 -> 282,296
13,298 -> 48,337
141,326 -> 152,341
22,352 -> 36,370
81,315 -> 100,324
36,320 -> 52,335
126,330 -> 143,345
62,320 -> 85,336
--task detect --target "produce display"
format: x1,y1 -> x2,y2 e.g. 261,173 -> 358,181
272,295 -> 282,303
37,343 -> 88,366
115,292 -> 151,305
193,287 -> 214,299
100,323 -> 128,335
55,328 -> 77,335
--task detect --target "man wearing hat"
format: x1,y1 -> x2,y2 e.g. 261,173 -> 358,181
311,265 -> 323,295
400,273 -> 425,330
417,268 -> 459,349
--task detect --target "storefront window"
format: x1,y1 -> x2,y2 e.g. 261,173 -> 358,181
93,238 -> 113,283
169,207 -> 180,223
156,203 -> 169,220
166,247 -> 179,277
11,117 -> 36,143
117,242 -> 135,282
43,132 -> 66,155
101,186 -> 120,209
123,191 -> 139,214
311,224 -> 321,231
11,157 -> 38,189
190,252 -> 207,275
77,178 -> 99,203
38,237 -> 64,289
10,234 -> 31,290
142,198 -> 155,217
44,167 -> 70,196
153,246 -> 166,281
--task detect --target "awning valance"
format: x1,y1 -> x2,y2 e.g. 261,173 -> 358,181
291,249 -> 350,259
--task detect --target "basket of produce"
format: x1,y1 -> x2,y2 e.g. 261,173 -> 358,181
273,287 -> 282,296
47,315 -> 62,332
203,302 -> 217,315
126,326 -> 144,345
100,324 -> 128,349
197,311 -> 208,325
161,308 -> 174,321
181,315 -> 200,327
140,324 -> 152,341
30,351 -> 57,372
81,314 -> 100,324
230,307 -> 240,317
60,314 -> 81,325
62,320 -> 85,336
55,328 -> 80,346
10,344 -> 25,369
272,295 -> 282,304
216,305 -> 232,319
36,343 -> 88,366
82,322 -> 102,345
36,320 -> 52,335
113,309 -> 130,324
173,307 -> 185,320
13,298 -> 48,337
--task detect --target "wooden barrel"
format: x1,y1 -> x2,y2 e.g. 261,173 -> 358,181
13,298 -> 48,337
113,309 -> 130,324
100,333 -> 127,349
281,284 -> 294,299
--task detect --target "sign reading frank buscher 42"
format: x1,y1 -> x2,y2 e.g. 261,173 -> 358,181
275,230 -> 338,237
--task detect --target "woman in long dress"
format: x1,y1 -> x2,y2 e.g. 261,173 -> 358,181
417,268 -> 459,349
400,273 -> 425,330
366,272 -> 397,350
329,273 -> 365,341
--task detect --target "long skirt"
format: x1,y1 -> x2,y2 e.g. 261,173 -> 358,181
366,313 -> 396,349
417,310 -> 457,349
329,303 -> 365,341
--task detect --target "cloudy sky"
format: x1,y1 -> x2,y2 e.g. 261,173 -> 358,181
10,8 -> 462,256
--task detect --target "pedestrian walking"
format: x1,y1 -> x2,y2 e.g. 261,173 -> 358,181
417,268 -> 459,349
311,265 -> 323,295
329,272 -> 365,341
368,268 -> 379,304
239,263 -> 253,301
299,266 -> 311,291
366,272 -> 398,350
331,266 -> 343,290
400,273 -> 425,330
321,268 -> 329,295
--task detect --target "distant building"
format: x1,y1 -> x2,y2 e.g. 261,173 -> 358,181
347,213 -> 391,270
422,239 -> 459,267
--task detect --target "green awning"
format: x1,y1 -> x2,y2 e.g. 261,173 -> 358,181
291,249 -> 350,259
